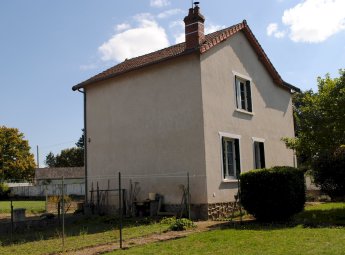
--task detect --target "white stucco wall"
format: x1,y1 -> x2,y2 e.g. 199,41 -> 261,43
85,54 -> 208,205
200,32 -> 295,203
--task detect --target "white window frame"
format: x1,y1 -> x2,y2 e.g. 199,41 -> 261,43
232,71 -> 254,114
252,137 -> 266,169
219,132 -> 242,182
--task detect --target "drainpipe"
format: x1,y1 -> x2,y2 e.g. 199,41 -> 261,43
77,88 -> 88,204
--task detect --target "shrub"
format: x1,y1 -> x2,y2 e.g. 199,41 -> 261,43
0,183 -> 10,199
312,146 -> 345,200
160,217 -> 195,231
240,166 -> 305,221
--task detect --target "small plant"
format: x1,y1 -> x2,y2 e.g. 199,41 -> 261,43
161,217 -> 195,231
0,183 -> 10,199
48,195 -> 72,213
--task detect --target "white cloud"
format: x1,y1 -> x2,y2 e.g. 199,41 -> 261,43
266,23 -> 286,38
98,14 -> 169,62
175,33 -> 185,44
282,0 -> 345,43
267,23 -> 278,36
150,0 -> 170,8
115,23 -> 131,32
157,9 -> 184,19
205,24 -> 226,34
80,63 -> 98,71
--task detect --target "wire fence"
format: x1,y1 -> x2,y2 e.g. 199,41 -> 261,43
0,171 -> 243,254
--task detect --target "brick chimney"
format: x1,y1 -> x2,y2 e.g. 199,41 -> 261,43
184,3 -> 205,50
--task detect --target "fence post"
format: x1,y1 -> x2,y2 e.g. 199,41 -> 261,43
10,199 -> 13,243
97,182 -> 100,213
62,176 -> 65,254
119,172 -> 123,249
45,185 -> 48,213
187,172 -> 191,220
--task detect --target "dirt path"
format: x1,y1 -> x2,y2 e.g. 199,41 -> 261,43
62,221 -> 228,255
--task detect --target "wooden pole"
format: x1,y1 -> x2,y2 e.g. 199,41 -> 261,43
62,176 -> 65,254
119,172 -> 123,249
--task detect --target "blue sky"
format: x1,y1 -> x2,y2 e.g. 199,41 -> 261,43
1,0 -> 345,167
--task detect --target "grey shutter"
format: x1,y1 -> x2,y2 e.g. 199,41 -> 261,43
254,142 -> 259,169
246,80 -> 252,112
234,139 -> 241,178
235,76 -> 239,108
221,137 -> 226,178
259,142 -> 266,168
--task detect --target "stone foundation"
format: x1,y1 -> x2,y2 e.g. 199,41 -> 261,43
208,202 -> 241,220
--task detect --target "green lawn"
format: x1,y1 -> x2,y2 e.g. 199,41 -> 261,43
0,216 -> 170,255
107,203 -> 345,255
0,201 -> 45,214
1,203 -> 345,255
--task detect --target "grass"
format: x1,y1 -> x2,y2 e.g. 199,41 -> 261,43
0,201 -> 46,214
0,216 -> 170,255
106,203 -> 345,255
1,203 -> 345,255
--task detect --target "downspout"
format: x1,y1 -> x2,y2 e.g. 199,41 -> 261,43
77,88 -> 88,204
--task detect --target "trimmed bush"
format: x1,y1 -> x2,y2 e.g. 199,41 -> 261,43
240,166 -> 305,221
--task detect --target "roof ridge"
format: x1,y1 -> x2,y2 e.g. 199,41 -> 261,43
73,20 -> 299,92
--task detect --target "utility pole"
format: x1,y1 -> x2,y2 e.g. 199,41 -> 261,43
36,145 -> 39,168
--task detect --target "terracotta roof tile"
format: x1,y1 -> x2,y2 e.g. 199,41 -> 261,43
73,21 -> 299,92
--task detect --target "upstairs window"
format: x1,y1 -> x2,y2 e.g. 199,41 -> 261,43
221,136 -> 241,179
254,141 -> 265,169
235,75 -> 252,112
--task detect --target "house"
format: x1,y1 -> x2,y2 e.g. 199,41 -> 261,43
72,4 -> 299,219
9,167 -> 85,197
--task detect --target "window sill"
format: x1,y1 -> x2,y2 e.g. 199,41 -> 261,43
222,178 -> 239,183
235,109 -> 255,116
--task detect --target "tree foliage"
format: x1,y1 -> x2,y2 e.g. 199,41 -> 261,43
45,130 -> 84,167
0,126 -> 36,181
283,69 -> 345,167
283,69 -> 345,198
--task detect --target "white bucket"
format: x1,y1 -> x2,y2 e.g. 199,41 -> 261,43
148,193 -> 156,201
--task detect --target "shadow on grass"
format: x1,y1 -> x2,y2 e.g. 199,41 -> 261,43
0,215 -> 159,246
210,206 -> 345,231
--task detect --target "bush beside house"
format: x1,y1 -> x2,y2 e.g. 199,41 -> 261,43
240,166 -> 305,221
312,146 -> 345,200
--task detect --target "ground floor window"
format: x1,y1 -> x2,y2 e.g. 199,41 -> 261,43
254,141 -> 265,169
221,135 -> 241,179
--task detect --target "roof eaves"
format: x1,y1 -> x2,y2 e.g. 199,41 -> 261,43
72,48 -> 198,91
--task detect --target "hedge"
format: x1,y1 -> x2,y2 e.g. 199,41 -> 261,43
240,166 -> 305,221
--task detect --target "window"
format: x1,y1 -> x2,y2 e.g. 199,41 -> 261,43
235,75 -> 252,112
254,141 -> 265,169
221,136 -> 241,179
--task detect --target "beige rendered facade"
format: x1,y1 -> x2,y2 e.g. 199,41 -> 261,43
74,6 -> 297,219
82,31 -> 295,218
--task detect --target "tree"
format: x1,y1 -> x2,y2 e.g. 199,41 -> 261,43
0,126 -> 36,181
283,69 -> 345,166
283,69 -> 345,197
45,129 -> 84,167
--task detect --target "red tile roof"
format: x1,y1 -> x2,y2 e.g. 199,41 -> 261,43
72,20 -> 299,92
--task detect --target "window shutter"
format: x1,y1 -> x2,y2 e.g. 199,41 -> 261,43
259,142 -> 266,168
245,80 -> 252,112
234,139 -> 241,178
254,142 -> 259,169
221,137 -> 227,178
235,76 -> 239,108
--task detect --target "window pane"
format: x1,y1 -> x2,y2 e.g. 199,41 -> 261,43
226,140 -> 234,176
240,82 -> 246,109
